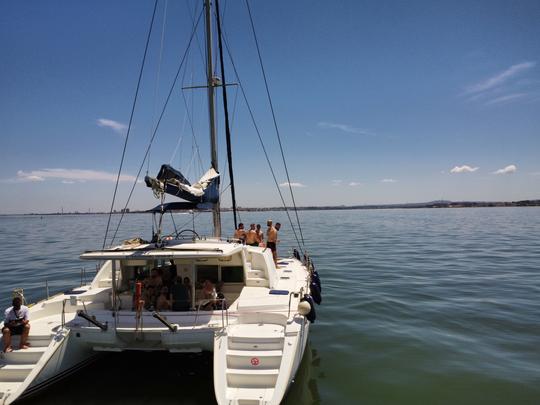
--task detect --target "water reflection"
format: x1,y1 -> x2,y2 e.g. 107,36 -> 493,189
284,342 -> 321,404
19,343 -> 321,405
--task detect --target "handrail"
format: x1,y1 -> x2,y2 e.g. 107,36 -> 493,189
194,298 -> 228,328
77,310 -> 108,331
61,297 -> 105,331
287,288 -> 303,318
152,311 -> 178,332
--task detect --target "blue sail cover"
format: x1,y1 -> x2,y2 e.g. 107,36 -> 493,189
145,164 -> 220,203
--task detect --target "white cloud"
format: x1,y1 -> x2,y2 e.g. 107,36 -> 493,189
493,164 -> 517,175
485,93 -> 527,106
97,118 -> 128,135
381,178 -> 397,183
317,122 -> 375,136
465,61 -> 536,94
14,168 -> 137,183
22,175 -> 45,182
331,180 -> 342,186
450,165 -> 479,174
348,182 -> 362,186
279,182 -> 306,188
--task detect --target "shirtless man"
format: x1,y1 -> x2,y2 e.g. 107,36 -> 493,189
234,223 -> 246,243
2,296 -> 30,353
256,224 -> 264,245
245,224 -> 258,246
266,220 -> 278,264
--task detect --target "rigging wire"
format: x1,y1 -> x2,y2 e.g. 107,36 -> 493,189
169,47 -> 194,167
108,8 -> 204,247
102,0 -> 159,249
174,182 -> 232,232
244,0 -> 306,249
180,83 -> 204,179
186,0 -> 206,74
184,0 -> 206,177
148,0 -> 170,174
220,34 -> 303,253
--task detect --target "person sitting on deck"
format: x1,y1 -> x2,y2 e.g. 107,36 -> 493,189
201,280 -> 217,310
143,285 -> 157,310
245,223 -> 259,246
161,266 -> 173,288
234,223 -> 246,243
145,268 -> 163,291
170,277 -> 190,311
183,277 -> 193,302
156,286 -> 171,311
2,296 -> 30,353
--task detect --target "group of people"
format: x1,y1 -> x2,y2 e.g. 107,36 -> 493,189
234,219 -> 281,263
136,264 -> 192,312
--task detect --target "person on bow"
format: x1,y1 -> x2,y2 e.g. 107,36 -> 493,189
234,223 -> 246,243
256,224 -> 264,245
2,296 -> 30,353
245,224 -> 259,246
266,220 -> 281,264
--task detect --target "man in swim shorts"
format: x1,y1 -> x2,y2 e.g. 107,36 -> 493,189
2,296 -> 31,353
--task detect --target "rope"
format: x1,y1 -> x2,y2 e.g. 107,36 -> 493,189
220,31 -> 304,255
245,0 -> 306,250
108,8 -> 204,247
103,0 -> 159,250
148,0 -> 170,174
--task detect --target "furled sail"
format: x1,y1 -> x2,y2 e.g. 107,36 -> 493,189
145,164 -> 220,203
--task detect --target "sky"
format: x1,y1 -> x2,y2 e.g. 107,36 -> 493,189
1,0 -> 539,214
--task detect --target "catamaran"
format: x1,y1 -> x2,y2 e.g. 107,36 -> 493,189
0,1 -> 322,404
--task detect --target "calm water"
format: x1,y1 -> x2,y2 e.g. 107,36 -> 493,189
1,208 -> 539,404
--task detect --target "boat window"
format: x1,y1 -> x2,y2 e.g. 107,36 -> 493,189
221,266 -> 244,283
196,265 -> 219,284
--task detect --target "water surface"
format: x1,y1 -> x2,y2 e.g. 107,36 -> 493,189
1,208 -> 539,404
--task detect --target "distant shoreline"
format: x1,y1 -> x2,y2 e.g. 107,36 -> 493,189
2,199 -> 539,216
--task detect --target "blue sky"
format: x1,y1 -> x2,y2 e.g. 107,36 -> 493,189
1,0 -> 539,214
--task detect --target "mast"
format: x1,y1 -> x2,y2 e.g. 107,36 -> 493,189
204,0 -> 221,237
215,0 -> 238,230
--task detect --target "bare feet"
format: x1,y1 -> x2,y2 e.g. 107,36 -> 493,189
19,345 -> 30,350
4,346 -> 13,353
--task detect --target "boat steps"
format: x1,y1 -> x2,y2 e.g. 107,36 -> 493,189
98,278 -> 112,288
227,324 -> 284,350
214,321 -> 290,403
226,350 -> 283,369
9,335 -> 51,348
228,323 -> 285,339
225,387 -> 275,405
1,347 -> 47,364
0,334 -> 55,402
0,383 -> 19,401
226,368 -> 279,388
245,278 -> 269,288
0,364 -> 34,382
247,270 -> 265,279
